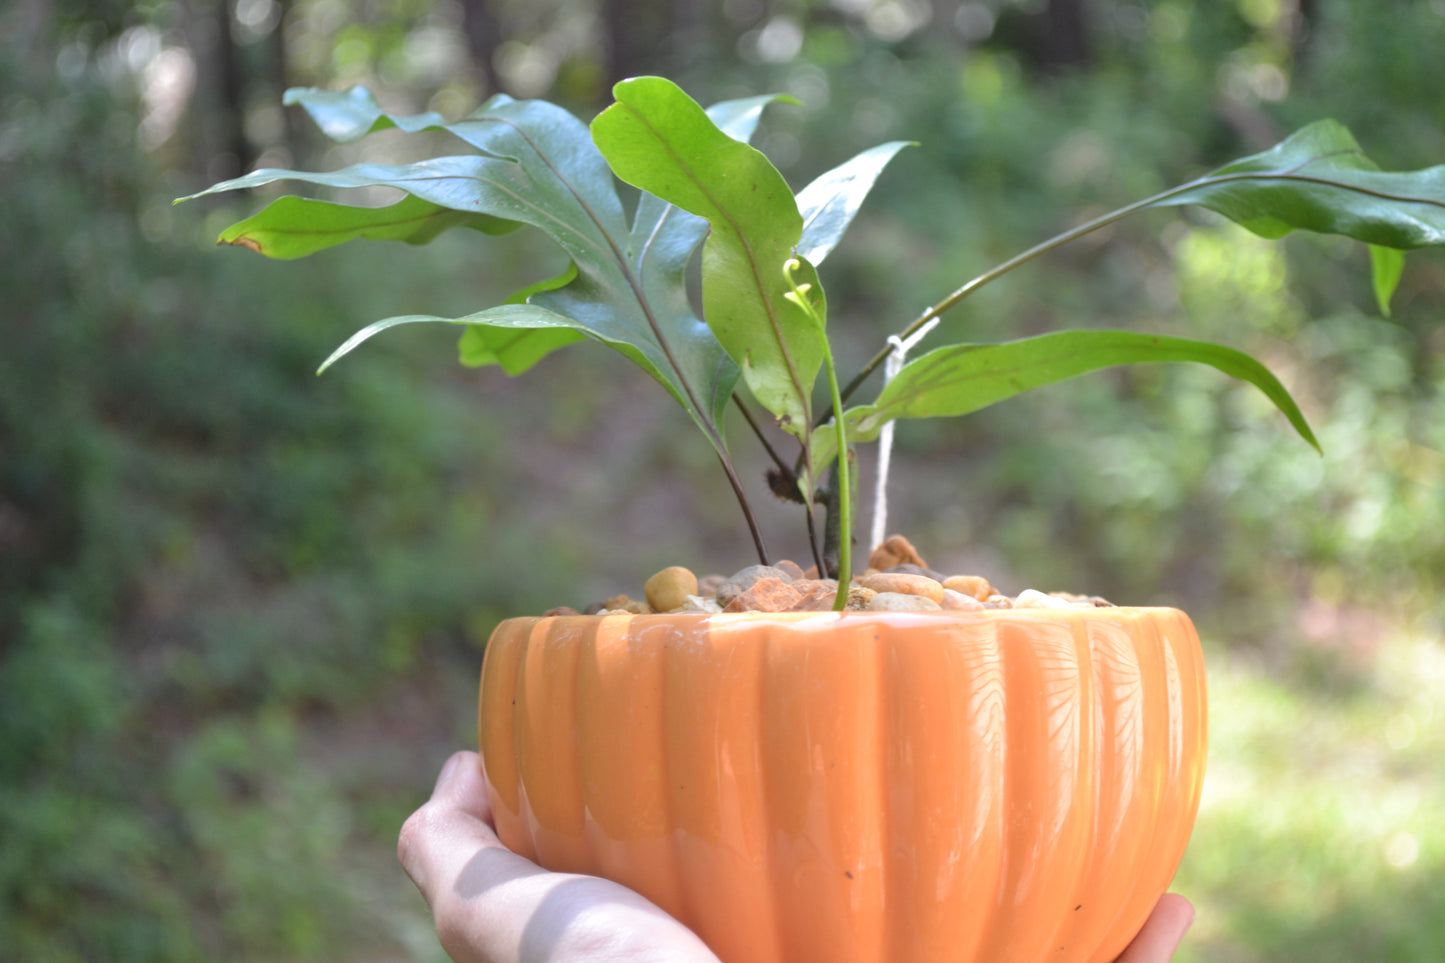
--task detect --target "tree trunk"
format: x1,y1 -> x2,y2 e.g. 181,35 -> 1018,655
458,0 -> 503,96
995,0 -> 1093,74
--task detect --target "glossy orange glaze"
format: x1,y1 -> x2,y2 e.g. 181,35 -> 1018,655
478,608 -> 1207,963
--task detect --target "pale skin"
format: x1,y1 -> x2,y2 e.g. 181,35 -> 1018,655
400,751 -> 1195,963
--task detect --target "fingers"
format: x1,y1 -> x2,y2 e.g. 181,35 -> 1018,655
399,751 -> 723,963
1114,893 -> 1195,963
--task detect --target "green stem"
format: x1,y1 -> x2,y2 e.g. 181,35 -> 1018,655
820,356 -> 851,609
785,259 -> 851,609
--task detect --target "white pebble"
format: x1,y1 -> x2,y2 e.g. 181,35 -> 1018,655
1014,589 -> 1076,609
867,592 -> 942,612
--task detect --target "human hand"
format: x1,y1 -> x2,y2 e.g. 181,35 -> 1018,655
400,751 -> 1192,963
398,750 -> 721,962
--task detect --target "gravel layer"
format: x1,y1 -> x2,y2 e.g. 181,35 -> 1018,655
562,535 -> 1114,616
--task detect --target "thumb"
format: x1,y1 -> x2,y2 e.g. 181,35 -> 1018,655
398,751 -> 499,900
1115,893 -> 1195,963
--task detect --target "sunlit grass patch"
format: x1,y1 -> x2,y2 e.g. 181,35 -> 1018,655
1174,625 -> 1445,962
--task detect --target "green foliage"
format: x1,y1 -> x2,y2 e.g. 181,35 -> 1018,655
9,1 -> 1445,960
837,329 -> 1317,449
0,36 -> 537,961
218,193 -> 519,259
190,74 -> 1445,596
594,78 -> 828,439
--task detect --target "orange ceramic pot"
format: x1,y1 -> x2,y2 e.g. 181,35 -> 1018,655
478,608 -> 1206,963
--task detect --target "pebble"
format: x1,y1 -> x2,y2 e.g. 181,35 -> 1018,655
715,565 -> 794,608
790,578 -> 839,597
1014,588 -> 1084,609
868,534 -> 926,571
723,578 -> 802,613
567,535 -> 1121,616
857,572 -> 945,603
885,562 -> 948,582
542,605 -> 581,617
697,573 -> 727,597
789,579 -> 843,611
867,591 -> 943,612
603,594 -> 652,615
939,590 -> 984,611
942,575 -> 993,601
644,566 -> 698,613
772,559 -> 807,581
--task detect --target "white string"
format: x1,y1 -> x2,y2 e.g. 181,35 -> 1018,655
870,318 -> 940,554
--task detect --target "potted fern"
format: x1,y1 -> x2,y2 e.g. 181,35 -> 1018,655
181,76 -> 1445,962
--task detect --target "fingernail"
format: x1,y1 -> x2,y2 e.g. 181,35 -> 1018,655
434,752 -> 463,792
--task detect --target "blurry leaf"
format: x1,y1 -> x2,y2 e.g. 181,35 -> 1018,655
828,330 -> 1320,459
217,194 -> 518,259
795,141 -> 913,265
1158,120 -> 1445,249
1369,244 -> 1406,316
593,76 -> 824,437
707,93 -> 798,142
282,85 -> 448,143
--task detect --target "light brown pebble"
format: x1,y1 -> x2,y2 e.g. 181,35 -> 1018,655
868,534 -> 927,571
723,578 -> 802,613
542,605 -> 580,617
983,595 -> 1014,609
1014,589 -> 1079,609
716,565 -> 793,607
867,591 -> 943,612
644,566 -> 699,613
942,575 -> 993,601
697,573 -> 727,597
677,594 -> 722,613
857,572 -> 945,602
939,590 -> 984,611
844,586 -> 877,610
772,559 -> 807,581
604,594 -> 652,615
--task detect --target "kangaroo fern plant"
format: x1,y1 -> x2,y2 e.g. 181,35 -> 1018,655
180,76 -> 1445,609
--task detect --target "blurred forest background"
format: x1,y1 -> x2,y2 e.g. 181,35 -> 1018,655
3,0 -> 1444,959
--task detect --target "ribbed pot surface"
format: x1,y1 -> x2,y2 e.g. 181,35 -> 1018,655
479,609 -> 1206,963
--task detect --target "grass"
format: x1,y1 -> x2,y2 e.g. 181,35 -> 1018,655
1175,616 -> 1445,962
